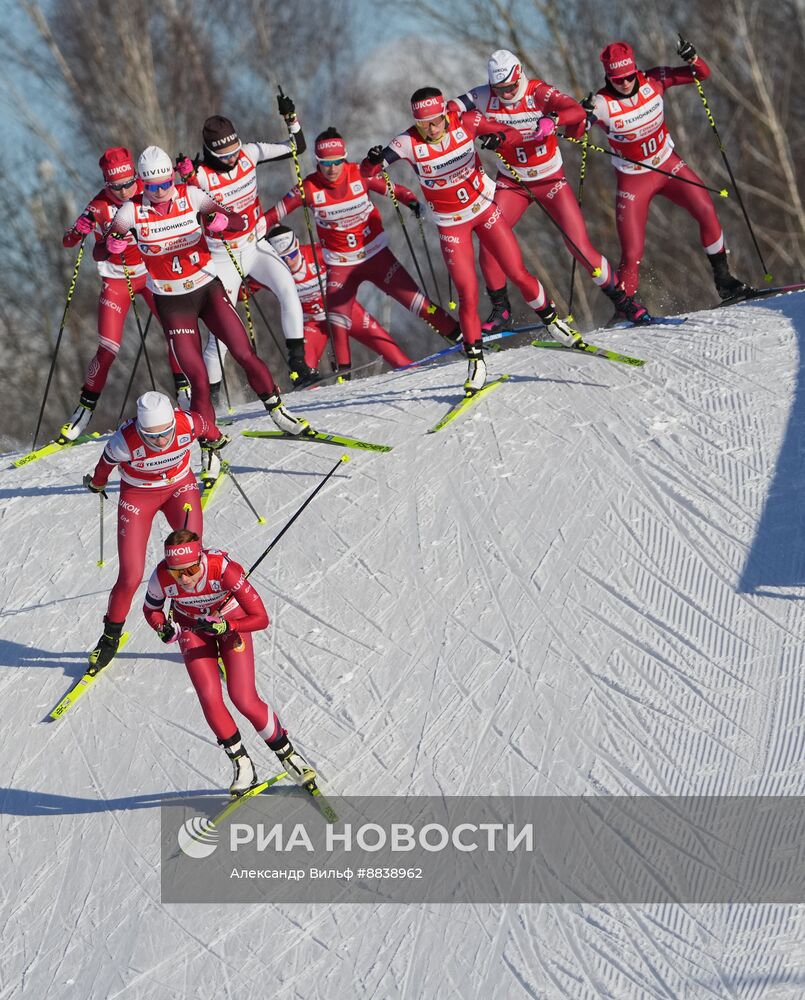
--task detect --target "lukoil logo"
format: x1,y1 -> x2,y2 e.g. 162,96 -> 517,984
177,816 -> 220,858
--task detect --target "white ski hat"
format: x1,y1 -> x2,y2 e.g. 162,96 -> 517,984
266,225 -> 300,257
488,50 -> 526,101
136,391 -> 175,432
137,145 -> 174,182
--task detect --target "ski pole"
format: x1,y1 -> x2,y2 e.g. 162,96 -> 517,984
567,130 -> 589,316
243,283 -> 288,367
447,273 -> 457,310
560,134 -> 729,196
688,55 -> 772,281
279,84 -> 338,367
222,240 -> 258,350
122,258 -> 156,389
117,313 -> 153,424
213,336 -> 234,414
182,501 -> 192,530
97,492 -> 105,568
495,150 -> 602,279
227,467 -> 266,524
380,167 -> 433,305
416,215 -> 443,308
31,238 -> 86,450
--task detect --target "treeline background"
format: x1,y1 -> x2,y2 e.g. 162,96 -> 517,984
0,0 -> 802,448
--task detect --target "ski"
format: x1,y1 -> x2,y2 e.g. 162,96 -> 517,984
200,461 -> 229,511
398,325 -> 542,370
242,429 -> 392,453
717,281 -> 805,308
13,432 -> 102,469
605,316 -> 688,330
427,375 -> 510,434
207,771 -> 289,829
302,778 -> 339,823
47,632 -> 132,720
531,339 -> 646,367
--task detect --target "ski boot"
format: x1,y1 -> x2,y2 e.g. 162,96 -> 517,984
537,305 -> 586,348
270,735 -> 317,788
59,388 -> 100,443
481,286 -> 512,334
286,339 -> 319,389
601,283 -> 652,325
445,324 -> 462,346
173,373 -> 192,412
708,249 -> 752,300
463,342 -> 487,397
198,434 -> 229,489
261,393 -> 312,436
336,365 -> 352,383
88,618 -> 124,674
220,732 -> 260,797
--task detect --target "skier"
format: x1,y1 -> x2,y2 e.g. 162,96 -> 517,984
176,94 -> 317,396
82,391 -> 226,671
454,50 -> 650,330
266,225 -> 412,373
263,128 -> 459,367
105,146 -> 311,449
143,528 -> 316,795
584,37 -> 750,301
362,88 -> 585,395
60,147 -> 189,441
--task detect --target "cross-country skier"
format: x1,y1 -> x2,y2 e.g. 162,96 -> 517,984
105,146 -> 311,451
454,50 -> 650,330
362,88 -> 585,395
175,94 -> 317,396
263,128 -> 459,366
60,147 -> 189,441
266,225 -> 412,372
82,391 -> 225,672
143,528 -> 316,795
584,37 -> 750,302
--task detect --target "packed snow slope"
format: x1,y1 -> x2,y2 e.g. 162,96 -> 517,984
2,292 -> 804,999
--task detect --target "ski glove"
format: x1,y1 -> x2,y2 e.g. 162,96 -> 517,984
73,214 -> 94,236
197,616 -> 229,636
478,132 -> 507,151
366,145 -> 386,165
534,116 -> 556,142
106,234 -> 128,255
207,212 -> 229,234
156,621 -> 181,644
677,35 -> 697,62
277,91 -> 296,119
407,200 -> 422,217
580,93 -> 597,127
83,474 -> 107,499
199,433 -> 230,452
175,154 -> 196,181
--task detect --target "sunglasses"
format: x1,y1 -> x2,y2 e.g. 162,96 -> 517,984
108,178 -> 137,192
140,425 -> 174,442
318,158 -> 346,167
216,145 -> 242,160
168,562 -> 201,579
613,74 -> 636,84
492,82 -> 518,93
144,179 -> 173,192
282,247 -> 301,259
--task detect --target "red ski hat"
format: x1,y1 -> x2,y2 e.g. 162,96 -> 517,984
164,537 -> 202,569
411,92 -> 446,122
315,135 -> 347,161
99,147 -> 136,182
600,42 -> 638,79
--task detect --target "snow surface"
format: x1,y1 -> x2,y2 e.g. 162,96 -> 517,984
2,293 -> 805,999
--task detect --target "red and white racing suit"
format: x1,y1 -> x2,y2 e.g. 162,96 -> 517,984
263,162 -> 456,347
63,182 -> 181,393
454,81 -> 619,290
251,242 -> 411,368
590,58 -> 725,295
193,134 -> 306,383
363,108 -> 552,346
90,407 -> 220,622
143,549 -> 283,744
110,185 -> 278,423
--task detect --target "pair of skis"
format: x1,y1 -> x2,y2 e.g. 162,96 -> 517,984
205,770 -> 338,829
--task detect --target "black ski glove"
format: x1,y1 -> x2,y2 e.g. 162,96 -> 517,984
580,93 -> 597,127
677,34 -> 697,62
366,145 -> 386,165
197,616 -> 230,636
83,474 -> 107,499
407,200 -> 422,217
157,621 -> 181,644
277,90 -> 296,119
478,132 -> 507,151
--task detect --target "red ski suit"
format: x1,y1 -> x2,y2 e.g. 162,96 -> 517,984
590,58 -> 724,295
143,549 -> 282,743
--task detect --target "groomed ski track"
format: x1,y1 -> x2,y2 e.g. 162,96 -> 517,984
1,292 -> 804,999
